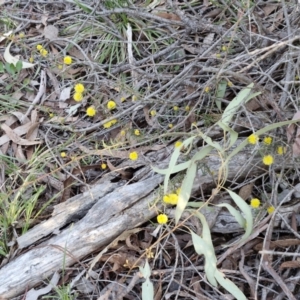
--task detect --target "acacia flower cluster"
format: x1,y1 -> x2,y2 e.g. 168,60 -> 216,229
103,119 -> 117,128
36,44 -> 48,57
129,151 -> 138,160
60,152 -> 67,158
64,56 -> 72,65
267,206 -> 275,214
107,100 -> 116,110
250,198 -> 260,208
263,154 -> 274,166
277,146 -> 285,155
73,83 -> 85,102
247,134 -> 259,145
163,194 -> 178,205
263,136 -> 272,145
150,110 -> 156,117
86,106 -> 96,117
174,141 -> 182,148
157,214 -> 168,224
134,129 -> 140,136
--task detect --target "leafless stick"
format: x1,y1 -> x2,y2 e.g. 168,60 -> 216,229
22,70 -> 46,123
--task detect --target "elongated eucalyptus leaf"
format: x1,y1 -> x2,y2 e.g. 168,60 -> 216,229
186,201 -> 205,208
214,270 -> 247,300
152,160 -> 190,175
221,83 -> 256,126
190,230 -> 218,287
217,121 -> 238,148
226,189 -> 253,243
151,144 -> 212,176
191,211 -> 218,286
140,260 -> 154,300
175,162 -> 197,223
216,80 -> 227,110
192,145 -> 213,162
198,131 -> 222,151
162,136 -> 195,194
217,203 -> 245,228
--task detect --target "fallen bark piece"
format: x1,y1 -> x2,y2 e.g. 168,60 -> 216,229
0,175 -> 163,298
17,181 -> 119,249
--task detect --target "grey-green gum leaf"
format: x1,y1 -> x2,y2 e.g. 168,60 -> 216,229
215,270 -> 247,300
162,136 -> 195,194
217,203 -> 246,228
226,189 -> 253,243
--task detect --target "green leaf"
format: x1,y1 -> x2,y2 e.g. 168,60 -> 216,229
140,260 -> 154,300
186,201 -> 205,208
215,270 -> 247,300
217,121 -> 238,148
226,189 -> 253,243
74,0 -> 92,13
155,136 -> 195,195
152,160 -> 190,175
190,229 -> 218,287
215,80 -> 227,110
175,162 -> 197,223
0,62 -> 4,72
5,62 -> 16,75
15,60 -> 23,73
217,203 -> 245,228
142,279 -> 154,300
221,83 -> 259,126
198,131 -> 222,151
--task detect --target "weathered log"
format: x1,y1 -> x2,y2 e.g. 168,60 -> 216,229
0,142 -> 297,298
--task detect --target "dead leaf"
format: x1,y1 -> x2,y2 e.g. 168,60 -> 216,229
15,145 -> 26,161
0,122 -> 32,146
68,47 -> 86,60
143,106 -> 154,127
59,87 -> 71,101
26,122 -> 39,141
238,182 -> 254,200
1,142 -> 9,155
1,124 -> 42,146
46,69 -> 60,97
204,8 -> 222,18
41,15 -> 49,26
9,112 -> 30,124
262,4 -> 280,17
31,110 -> 38,123
280,260 -> 300,270
155,12 -> 181,21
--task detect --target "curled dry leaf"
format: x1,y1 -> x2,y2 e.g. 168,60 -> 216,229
1,124 -> 42,146
4,42 -> 35,69
0,122 -> 32,146
9,112 -> 30,124
0,30 -> 12,43
238,182 -> 254,200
